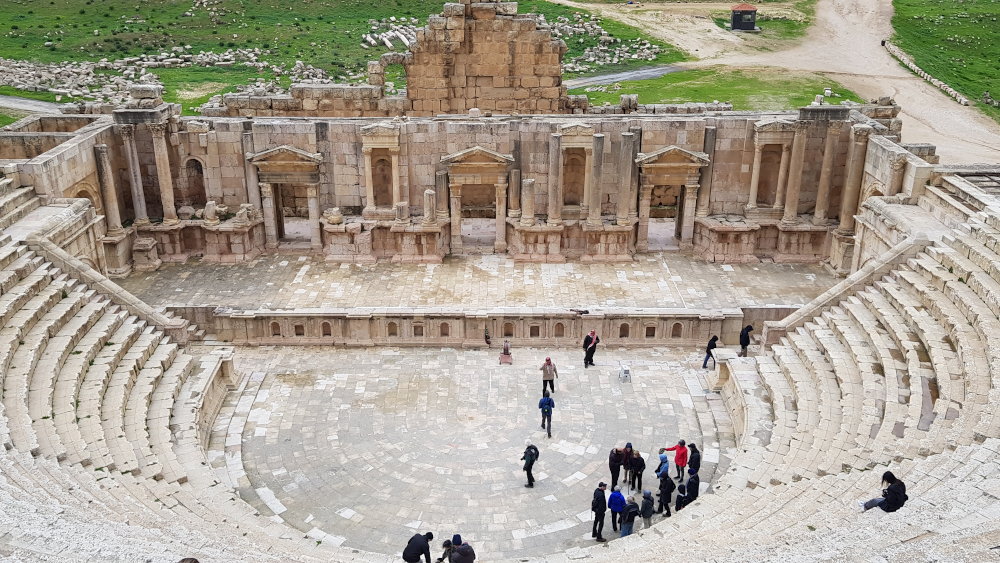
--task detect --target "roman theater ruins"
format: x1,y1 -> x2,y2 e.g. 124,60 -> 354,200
0,0 -> 997,560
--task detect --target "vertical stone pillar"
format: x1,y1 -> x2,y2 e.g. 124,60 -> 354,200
449,183 -> 462,252
581,146 -> 593,218
616,132 -> 634,226
423,189 -> 436,224
390,148 -> 401,205
813,121 -> 843,224
362,147 -> 375,213
307,185 -> 322,250
435,171 -> 449,222
94,144 -> 123,234
636,177 -> 653,252
520,178 -> 536,227
494,181 -> 508,253
837,125 -> 872,233
260,183 -> 278,248
146,122 -> 178,224
242,131 -> 261,209
394,201 -> 410,224
745,140 -> 763,211
781,123 -> 808,224
681,182 -> 699,246
696,125 -> 717,217
587,134 -> 604,227
547,134 -> 562,224
508,169 -> 521,218
888,153 -> 908,196
628,126 -> 642,222
118,124 -> 149,224
774,143 -> 792,209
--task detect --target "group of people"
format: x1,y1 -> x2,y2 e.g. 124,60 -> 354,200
403,532 -> 476,563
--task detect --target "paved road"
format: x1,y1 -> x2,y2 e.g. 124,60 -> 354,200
564,64 -> 683,89
0,94 -> 60,114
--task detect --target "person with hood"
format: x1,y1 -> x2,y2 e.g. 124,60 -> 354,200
448,535 -> 475,563
539,357 -> 558,393
621,442 -> 635,486
675,484 -> 692,512
591,482 -> 608,542
608,447 -> 626,489
660,439 -> 689,480
521,440 -> 539,488
738,325 -> 754,357
685,468 -> 700,503
687,443 -> 701,479
538,391 -> 555,438
608,486 -> 626,533
859,471 -> 908,512
629,449 -> 646,492
434,539 -> 452,563
655,454 -> 674,516
639,490 -> 655,529
402,532 -> 434,563
702,335 -> 719,369
583,329 -> 600,367
619,495 -> 641,537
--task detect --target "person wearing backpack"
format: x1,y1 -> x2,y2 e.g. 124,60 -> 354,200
619,495 -> 641,537
538,391 -> 555,438
859,471 -> 908,512
521,440 -> 539,488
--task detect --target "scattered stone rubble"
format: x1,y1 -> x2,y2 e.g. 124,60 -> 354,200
884,41 -> 969,106
361,18 -> 420,51
544,13 -> 662,73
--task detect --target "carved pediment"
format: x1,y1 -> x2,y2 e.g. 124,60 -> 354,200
440,146 -> 514,165
635,145 -> 709,167
559,122 -> 595,137
247,145 -> 322,164
360,121 -> 400,138
754,118 -> 796,133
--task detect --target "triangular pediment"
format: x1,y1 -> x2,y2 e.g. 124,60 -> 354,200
559,123 -> 595,137
635,145 -> 709,166
248,145 -> 322,164
360,122 -> 400,137
754,118 -> 796,132
440,146 -> 514,165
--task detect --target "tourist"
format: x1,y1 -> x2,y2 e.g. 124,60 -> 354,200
702,335 -> 719,369
656,463 -> 674,516
583,329 -> 600,367
608,446 -> 626,489
402,532 -> 434,563
619,495 -> 641,537
521,440 -> 539,487
660,439 -> 689,480
687,443 -> 701,480
675,484 -> 691,512
448,535 -> 476,563
621,442 -> 635,486
591,482 -> 608,542
738,325 -> 754,357
686,468 -> 700,503
629,449 -> 645,492
538,391 -> 555,439
539,356 -> 558,393
859,471 -> 908,513
434,539 -> 453,563
639,490 -> 655,529
608,486 -> 626,532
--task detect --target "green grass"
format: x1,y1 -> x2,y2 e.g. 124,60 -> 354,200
893,0 -> 1000,122
0,86 -> 66,103
150,67 -> 290,112
570,67 -> 862,110
0,113 -> 25,127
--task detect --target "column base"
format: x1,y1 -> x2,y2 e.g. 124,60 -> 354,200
162,217 -> 181,226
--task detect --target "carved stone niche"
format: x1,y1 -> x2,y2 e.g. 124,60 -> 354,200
360,121 -> 402,219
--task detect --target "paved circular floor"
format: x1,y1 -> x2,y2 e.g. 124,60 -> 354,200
209,346 -> 734,560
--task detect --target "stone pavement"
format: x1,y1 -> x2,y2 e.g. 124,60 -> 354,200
206,345 -> 735,560
119,253 -> 836,311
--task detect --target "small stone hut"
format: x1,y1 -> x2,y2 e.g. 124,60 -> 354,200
731,3 -> 758,31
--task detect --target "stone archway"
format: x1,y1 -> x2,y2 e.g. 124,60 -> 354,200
247,145 -> 324,251
441,146 -> 514,254
635,146 -> 710,252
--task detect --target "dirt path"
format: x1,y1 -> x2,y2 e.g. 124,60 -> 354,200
564,64 -> 683,88
554,0 -> 1000,164
0,95 -> 60,114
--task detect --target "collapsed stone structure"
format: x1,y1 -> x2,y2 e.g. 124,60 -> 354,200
0,0 -> 998,560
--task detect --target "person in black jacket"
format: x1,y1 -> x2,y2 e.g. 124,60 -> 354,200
675,484 -> 691,512
860,471 -> 908,512
583,330 -> 601,367
521,440 -> 539,488
687,443 -> 701,479
608,447 -> 625,489
738,325 -> 754,357
702,335 -> 719,369
591,482 -> 608,542
629,450 -> 646,492
685,468 -> 700,503
402,532 -> 434,563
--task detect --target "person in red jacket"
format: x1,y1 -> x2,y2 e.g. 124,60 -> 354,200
660,439 -> 688,480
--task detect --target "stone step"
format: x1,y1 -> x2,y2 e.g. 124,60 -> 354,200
0,194 -> 42,231
0,263 -> 55,327
0,242 -> 29,273
0,187 -> 37,219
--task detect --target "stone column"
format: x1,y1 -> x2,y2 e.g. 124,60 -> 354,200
636,176 -> 653,252
781,123 -> 808,224
888,153 -> 908,196
242,132 -> 261,209
520,178 -> 536,227
547,134 -> 562,225
449,183 -> 462,252
423,189 -> 436,224
390,148 -> 401,205
94,144 -> 123,234
587,134 -> 604,227
580,146 -> 593,218
837,125 -> 872,233
260,183 -> 278,249
696,126 -> 717,218
745,140 -> 763,211
508,169 -> 521,218
146,122 -> 178,224
680,182 -> 700,246
307,185 -> 322,250
494,181 -> 508,253
628,126 -> 642,222
435,171 -> 449,222
362,147 -> 375,213
118,124 -> 149,225
813,121 -> 843,224
616,132 -> 634,226
394,201 -> 410,224
774,143 -> 792,209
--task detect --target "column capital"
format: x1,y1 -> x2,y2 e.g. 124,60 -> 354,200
94,143 -> 109,155
782,143 -> 792,154
116,124 -> 136,139
259,183 -> 273,197
890,153 -> 908,170
853,124 -> 873,141
792,121 -> 810,133
362,146 -> 374,155
827,120 -> 846,134
146,122 -> 169,136
306,184 -> 320,198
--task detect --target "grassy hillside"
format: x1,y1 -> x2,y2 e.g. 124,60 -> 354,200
893,0 -> 1000,121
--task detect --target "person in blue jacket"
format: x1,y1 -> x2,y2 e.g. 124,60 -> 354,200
538,391 -> 555,438
608,486 -> 626,532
